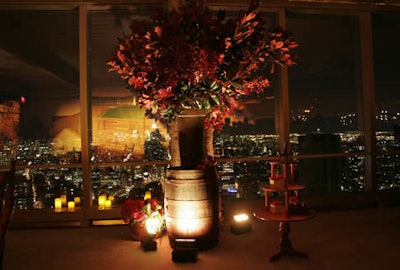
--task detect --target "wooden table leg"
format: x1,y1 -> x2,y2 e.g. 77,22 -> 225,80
270,221 -> 308,262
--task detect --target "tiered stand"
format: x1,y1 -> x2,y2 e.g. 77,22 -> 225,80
253,159 -> 315,262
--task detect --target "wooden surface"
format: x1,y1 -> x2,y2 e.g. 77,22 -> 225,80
263,184 -> 305,192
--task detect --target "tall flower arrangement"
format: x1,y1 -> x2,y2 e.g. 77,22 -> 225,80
107,0 -> 297,131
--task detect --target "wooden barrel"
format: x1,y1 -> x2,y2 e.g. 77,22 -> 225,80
164,168 -> 220,250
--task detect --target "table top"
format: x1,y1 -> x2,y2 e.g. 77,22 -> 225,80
253,207 -> 315,222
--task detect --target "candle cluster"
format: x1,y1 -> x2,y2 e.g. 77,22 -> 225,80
98,194 -> 114,210
54,195 -> 81,212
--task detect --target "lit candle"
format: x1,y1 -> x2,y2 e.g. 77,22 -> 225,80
108,195 -> 114,203
98,194 -> 106,209
74,197 -> 81,206
144,191 -> 151,200
60,194 -> 67,206
54,198 -> 62,212
105,200 -> 112,209
68,201 -> 75,211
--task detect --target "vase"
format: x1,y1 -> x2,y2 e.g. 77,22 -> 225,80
176,109 -> 206,168
129,222 -> 147,241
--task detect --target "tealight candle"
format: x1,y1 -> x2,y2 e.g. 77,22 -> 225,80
54,198 -> 62,212
68,201 -> 75,211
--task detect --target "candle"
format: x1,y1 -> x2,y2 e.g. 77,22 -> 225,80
54,198 -> 62,212
60,194 -> 67,206
108,195 -> 114,203
98,194 -> 106,209
74,197 -> 81,206
144,191 -> 151,200
105,200 -> 112,209
68,201 -> 75,211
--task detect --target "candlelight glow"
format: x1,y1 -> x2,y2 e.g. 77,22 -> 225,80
67,201 -> 75,211
98,194 -> 106,209
54,198 -> 62,212
105,200 -> 112,209
74,197 -> 81,206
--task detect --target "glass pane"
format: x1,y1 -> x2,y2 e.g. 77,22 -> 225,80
286,11 -> 365,195
91,164 -> 166,207
14,167 -> 83,210
372,12 -> 400,190
214,12 -> 279,158
217,160 -> 271,198
89,4 -> 169,163
287,11 -> 363,151
0,6 -> 82,212
0,7 -> 80,166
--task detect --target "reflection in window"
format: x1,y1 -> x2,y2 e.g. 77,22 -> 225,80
89,5 -> 169,163
0,7 -> 80,166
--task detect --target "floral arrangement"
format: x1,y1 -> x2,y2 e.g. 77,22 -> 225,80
121,198 -> 165,233
107,0 -> 297,130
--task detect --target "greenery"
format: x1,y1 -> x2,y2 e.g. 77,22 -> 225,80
108,0 -> 297,130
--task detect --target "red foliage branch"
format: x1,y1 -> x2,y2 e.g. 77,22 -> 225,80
108,0 -> 297,130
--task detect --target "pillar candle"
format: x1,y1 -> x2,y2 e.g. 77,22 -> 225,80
54,198 -> 62,212
74,197 -> 81,206
60,194 -> 67,206
105,200 -> 112,209
98,194 -> 106,209
68,201 -> 75,211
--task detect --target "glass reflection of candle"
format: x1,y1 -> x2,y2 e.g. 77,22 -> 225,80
144,191 -> 151,200
54,198 -> 62,212
105,200 -> 112,209
60,194 -> 67,206
68,201 -> 75,211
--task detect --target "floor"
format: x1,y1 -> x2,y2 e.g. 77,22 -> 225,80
3,198 -> 400,270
